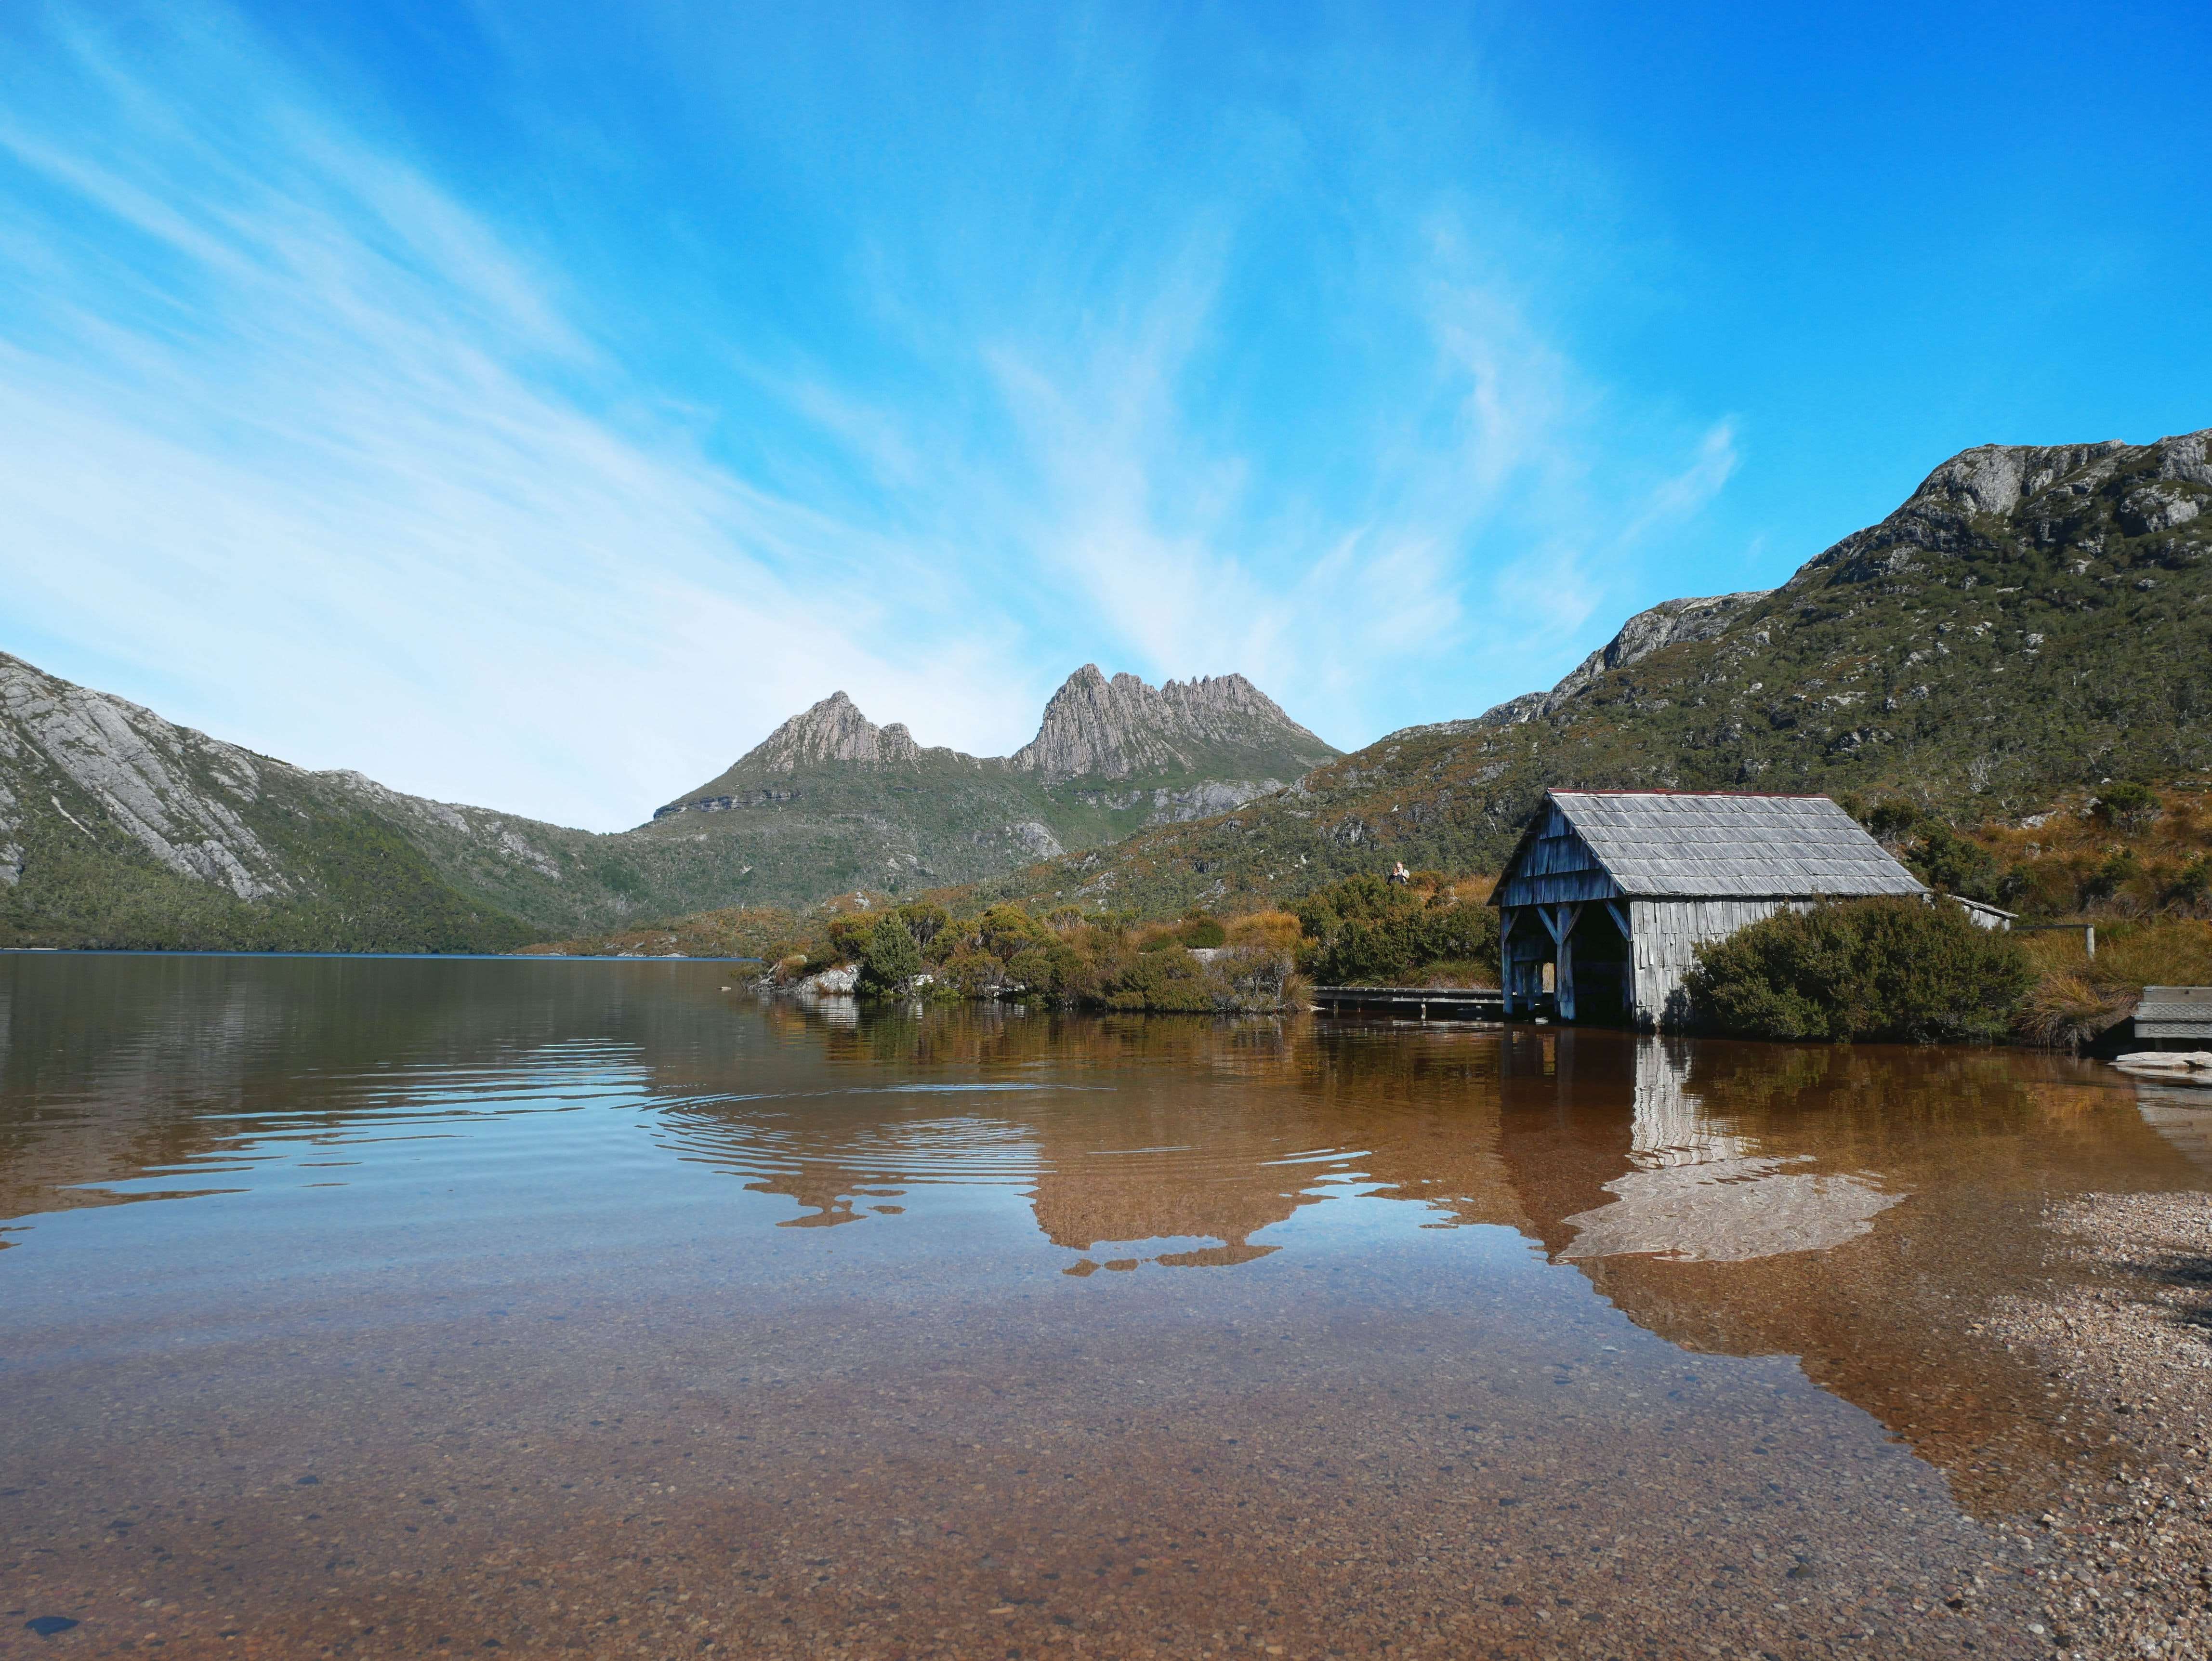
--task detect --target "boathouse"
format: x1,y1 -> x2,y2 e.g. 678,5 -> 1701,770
1490,790 -> 1926,1028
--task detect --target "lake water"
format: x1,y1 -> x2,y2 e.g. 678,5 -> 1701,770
1,954 -> 2200,1659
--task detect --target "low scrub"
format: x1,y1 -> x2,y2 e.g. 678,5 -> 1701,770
1294,873 -> 1498,986
807,898 -> 1303,1013
1682,896 -> 2034,1043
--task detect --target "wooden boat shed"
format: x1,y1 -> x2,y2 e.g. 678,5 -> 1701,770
1490,790 -> 1927,1028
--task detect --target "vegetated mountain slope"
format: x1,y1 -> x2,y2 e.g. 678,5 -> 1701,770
0,652 -> 1335,949
962,428 -> 2212,918
629,666 -> 1339,904
0,653 -> 753,950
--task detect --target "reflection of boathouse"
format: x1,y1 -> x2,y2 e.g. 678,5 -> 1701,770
1491,790 -> 1925,1027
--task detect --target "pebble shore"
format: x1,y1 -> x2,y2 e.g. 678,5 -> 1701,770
1988,1191 -> 2212,1661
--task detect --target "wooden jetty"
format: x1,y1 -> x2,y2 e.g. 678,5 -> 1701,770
1313,985 -> 1507,1021
2135,987 -> 2212,1047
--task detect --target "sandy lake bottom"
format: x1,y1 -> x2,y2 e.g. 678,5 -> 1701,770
4,953 -> 2207,1660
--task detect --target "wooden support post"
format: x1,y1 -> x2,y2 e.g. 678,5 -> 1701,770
1558,918 -> 1577,1022
1538,904 -> 1582,1022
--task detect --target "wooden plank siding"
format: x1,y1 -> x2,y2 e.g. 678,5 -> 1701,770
1494,804 -> 1625,909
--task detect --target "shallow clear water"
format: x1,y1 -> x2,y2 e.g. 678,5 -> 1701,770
0,953 -> 2198,1658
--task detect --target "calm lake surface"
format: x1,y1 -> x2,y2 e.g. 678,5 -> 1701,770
2,955 -> 2202,1659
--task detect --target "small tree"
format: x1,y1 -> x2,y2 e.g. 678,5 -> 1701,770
894,900 -> 949,952
857,915 -> 923,997
827,912 -> 878,963
1908,824 -> 2000,900
2092,782 -> 2159,829
1295,872 -> 1498,983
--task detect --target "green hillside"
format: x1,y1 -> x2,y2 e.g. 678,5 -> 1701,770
956,428 -> 2212,918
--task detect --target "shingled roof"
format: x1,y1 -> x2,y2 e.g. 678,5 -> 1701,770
1502,790 -> 1928,901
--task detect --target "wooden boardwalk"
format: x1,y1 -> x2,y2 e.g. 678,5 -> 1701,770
1312,985 -> 1509,1021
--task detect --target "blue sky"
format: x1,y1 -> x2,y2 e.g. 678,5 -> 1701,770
2,0 -> 2207,830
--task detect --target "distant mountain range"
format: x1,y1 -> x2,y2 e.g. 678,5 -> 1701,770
8,424 -> 2205,950
0,658 -> 1334,951
964,426 -> 2212,917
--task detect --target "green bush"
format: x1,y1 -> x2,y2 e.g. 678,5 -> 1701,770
1907,823 -> 2001,901
856,915 -> 923,996
1294,874 -> 1497,984
894,900 -> 950,951
1177,912 -> 1227,948
1099,949 -> 1216,1012
1682,896 -> 2034,1042
827,912 -> 879,962
2080,848 -> 2142,907
974,902 -> 1051,961
2093,782 -> 2159,828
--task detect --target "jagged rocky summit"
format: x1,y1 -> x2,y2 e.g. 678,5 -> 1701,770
660,667 -> 1331,809
635,667 -> 1339,902
966,426 -> 2212,917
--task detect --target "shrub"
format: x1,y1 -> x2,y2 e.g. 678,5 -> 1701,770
2079,849 -> 2142,908
1177,912 -> 1227,949
1226,910 -> 1304,951
2093,782 -> 2159,828
1908,824 -> 2001,901
2015,973 -> 2133,1052
1099,949 -> 1216,1013
975,903 -> 1050,961
856,915 -> 923,996
894,900 -> 950,951
2171,855 -> 2211,910
1681,896 -> 2034,1043
826,912 -> 878,963
1860,799 -> 1921,844
1295,873 -> 1498,985
1004,941 -> 1085,997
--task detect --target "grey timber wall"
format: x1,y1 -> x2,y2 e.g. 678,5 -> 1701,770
1628,898 -> 1815,1028
1495,804 -> 1624,908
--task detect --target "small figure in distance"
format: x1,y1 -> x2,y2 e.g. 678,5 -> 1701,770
1388,860 -> 1410,886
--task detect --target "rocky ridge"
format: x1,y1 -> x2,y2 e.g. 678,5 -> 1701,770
1009,667 -> 1321,781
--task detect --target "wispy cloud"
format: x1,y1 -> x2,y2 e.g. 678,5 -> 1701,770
0,0 -> 1745,828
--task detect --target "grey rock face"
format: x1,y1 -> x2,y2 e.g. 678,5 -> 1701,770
1010,666 -> 1331,782
1007,820 -> 1064,859
1798,427 -> 2211,590
1144,779 -> 1283,824
0,652 -> 288,900
737,692 -> 925,774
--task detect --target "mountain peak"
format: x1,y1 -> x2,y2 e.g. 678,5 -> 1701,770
739,692 -> 922,774
1010,667 -> 1333,783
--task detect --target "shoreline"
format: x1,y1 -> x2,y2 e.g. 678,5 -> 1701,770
1985,1191 -> 2212,1659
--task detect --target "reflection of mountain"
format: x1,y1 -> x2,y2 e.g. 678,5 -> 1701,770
0,953 -> 731,1229
651,1009 -> 1532,1263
